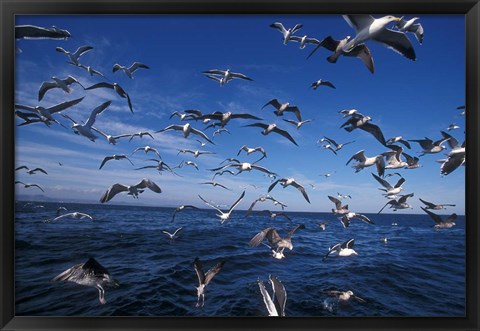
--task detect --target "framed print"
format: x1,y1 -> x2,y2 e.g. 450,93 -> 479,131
1,0 -> 479,330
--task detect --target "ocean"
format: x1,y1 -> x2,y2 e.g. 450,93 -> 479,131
14,201 -> 465,317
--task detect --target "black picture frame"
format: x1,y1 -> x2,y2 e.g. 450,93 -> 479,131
1,1 -> 479,330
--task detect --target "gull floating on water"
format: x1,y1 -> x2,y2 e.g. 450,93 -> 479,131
171,205 -> 199,222
52,257 -> 119,304
270,22 -> 303,45
157,123 -> 214,144
38,76 -> 84,101
262,99 -> 302,121
421,207 -> 457,229
45,212 -> 93,223
249,224 -> 305,259
99,154 -> 134,169
112,62 -> 149,79
342,15 -> 416,61
268,178 -> 310,203
198,190 -> 245,223
15,166 -> 48,175
85,82 -> 133,113
243,123 -> 298,146
194,257 -> 226,308
15,181 -> 44,192
55,45 -> 93,65
258,275 -> 287,316
15,25 -> 71,40
419,198 -> 456,210
323,238 -> 358,261
346,150 -> 385,177
161,227 -> 183,240
394,16 -> 424,44
378,193 -> 414,214
100,178 -> 161,203
61,101 -> 112,142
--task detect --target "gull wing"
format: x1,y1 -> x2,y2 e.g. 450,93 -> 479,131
258,280 -> 278,316
267,179 -> 281,192
99,156 -> 115,169
359,122 -> 386,146
198,195 -> 223,213
38,81 -> 58,101
230,72 -> 253,81
85,101 -> 111,128
290,181 -> 310,203
346,150 -> 366,165
291,24 -> 303,33
190,127 -> 215,144
47,96 -> 85,114
270,22 -> 286,34
343,15 -> 375,32
251,164 -> 277,175
172,227 -> 183,236
270,275 -> 286,316
203,69 -> 226,75
419,198 -> 436,209
31,167 -> 48,175
328,195 -> 342,209
261,99 -> 282,110
346,44 -> 375,74
271,126 -> 298,146
227,190 -> 246,213
394,177 -> 406,189
353,294 -> 367,303
52,262 -> 84,282
285,224 -> 305,240
193,258 -> 205,285
204,261 -> 226,286
230,113 -> 262,120
373,28 -> 416,61
284,105 -> 302,121
157,124 -> 184,133
372,173 -> 393,189
353,213 -> 374,225
100,183 -> 129,203
135,178 -> 162,193
245,198 -> 261,217
16,25 -> 71,40
51,212 -> 76,222
421,207 -> 445,224
129,62 -> 150,72
72,45 -> 93,58
85,82 -> 115,91
398,193 -> 414,204
249,227 -> 274,247
342,238 -> 355,249
323,243 -> 341,261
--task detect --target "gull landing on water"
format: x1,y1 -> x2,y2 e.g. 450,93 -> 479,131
194,258 -> 226,308
198,190 -> 245,223
258,275 -> 287,316
249,224 -> 305,259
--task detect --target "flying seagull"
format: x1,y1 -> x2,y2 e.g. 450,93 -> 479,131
307,35 -> 375,74
262,99 -> 302,121
249,224 -> 305,259
339,212 -> 375,228
210,161 -> 277,177
419,198 -> 456,210
15,25 -> 71,40
132,146 -> 162,159
258,275 -> 287,316
372,172 -> 405,196
52,257 -> 119,304
311,79 -> 336,90
157,123 -> 214,144
270,22 -> 303,45
55,45 -> 93,65
100,178 -> 161,203
15,96 -> 84,124
15,166 -> 48,175
268,178 -> 310,203
73,63 -> 106,78
346,150 -> 385,177
15,181 -> 44,192
237,145 -> 267,161
385,136 -> 411,149
38,76 -> 84,101
90,128 -> 132,145
319,136 -> 355,154
394,16 -> 424,44
259,210 -> 292,222
421,207 -> 457,229
99,154 -> 134,170
161,227 -> 183,240
112,62 -> 149,78
342,15 -> 416,61
45,212 -> 93,223
242,123 -> 298,146
61,101 -> 112,142
194,257 -> 226,308
198,190 -> 246,223
203,69 -> 253,85
323,238 -> 357,261
378,193 -> 414,214
171,205 -> 199,222
200,111 -> 262,128
328,195 -> 349,215
85,82 -> 133,113
290,35 -> 322,49
200,181 -> 232,191
283,119 -> 312,130
408,135 -> 450,156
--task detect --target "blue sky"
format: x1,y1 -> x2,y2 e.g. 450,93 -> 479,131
14,14 -> 465,214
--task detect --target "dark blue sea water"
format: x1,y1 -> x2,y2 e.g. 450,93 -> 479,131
14,201 -> 465,317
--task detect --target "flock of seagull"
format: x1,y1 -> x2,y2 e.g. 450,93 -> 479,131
14,14 -> 464,316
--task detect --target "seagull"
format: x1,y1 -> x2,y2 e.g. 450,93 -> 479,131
15,110 -> 50,127
135,159 -> 175,175
311,79 -> 336,90
337,108 -> 358,118
446,124 -> 460,131
242,123 -> 298,146
269,178 -> 310,203
307,35 -> 375,74
319,137 -> 355,153
212,169 -> 236,180
385,136 -> 411,149
38,76 -> 84,101
85,82 -> 133,113
394,16 -> 424,44
372,172 -> 406,197
90,127 -> 132,145
15,166 -> 48,175
244,195 -> 271,217
323,238 -> 358,261
260,210 -> 292,222
346,150 -> 385,177
408,135 -> 450,156
204,74 -> 229,86
237,145 -> 267,161
337,192 -> 352,200
72,63 -> 106,78
45,212 -> 93,223
383,145 -> 408,169
421,207 -> 457,229
210,161 -> 277,177
198,190 -> 245,223
258,275 -> 287,316
319,221 -> 329,231
52,257 -> 119,305
290,35 -> 322,49
249,224 -> 305,258
161,227 -> 183,240
174,160 -> 199,170
200,111 -> 262,128
171,205 -> 199,222
341,114 -> 387,146
15,96 -> 84,124
15,25 -> 71,40
203,69 -> 253,85
328,195 -> 349,215
55,45 -> 93,65
269,22 -> 303,45
419,198 -> 456,210
61,101 -> 112,142
324,290 -> 366,303
200,181 -> 231,190
265,195 -> 288,210
128,131 -> 154,142
339,212 -> 374,228
56,206 -> 68,214
177,149 -> 215,158
342,15 -> 416,61
132,146 -> 162,159
282,119 -> 312,130
100,178 -> 162,203
169,111 -> 198,121
438,152 -> 465,176
15,181 -> 44,192
213,128 -> 230,137
262,99 -> 302,121
194,257 -> 226,308
112,62 -> 149,78
156,123 -> 214,144
98,154 -> 134,169
378,193 -> 414,214
403,152 -> 422,169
